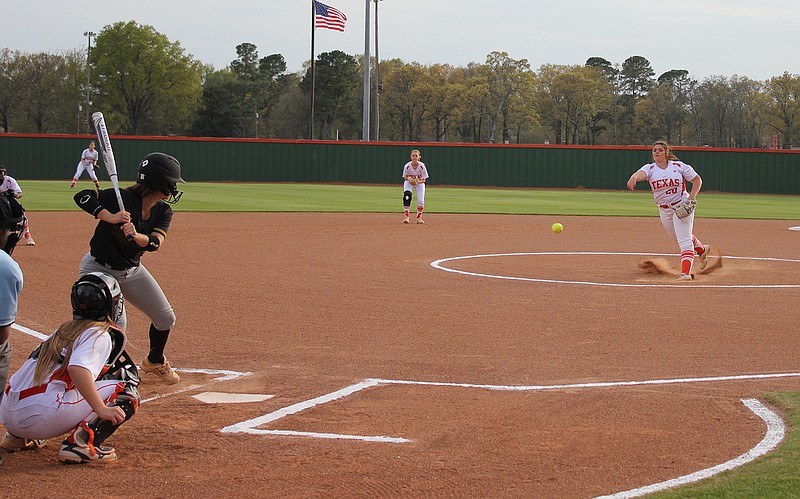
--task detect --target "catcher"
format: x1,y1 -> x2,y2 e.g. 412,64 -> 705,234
627,140 -> 712,280
0,272 -> 140,464
401,149 -> 429,224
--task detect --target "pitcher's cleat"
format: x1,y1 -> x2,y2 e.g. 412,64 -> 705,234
698,244 -> 710,269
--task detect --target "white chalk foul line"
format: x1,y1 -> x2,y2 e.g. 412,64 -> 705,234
431,252 -> 800,288
219,378 -> 410,443
222,372 -> 799,451
595,398 -> 785,498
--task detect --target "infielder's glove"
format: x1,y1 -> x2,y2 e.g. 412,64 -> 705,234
408,177 -> 418,185
673,198 -> 697,219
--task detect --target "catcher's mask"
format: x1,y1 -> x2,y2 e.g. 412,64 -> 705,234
71,272 -> 123,323
136,152 -> 185,204
0,191 -> 26,255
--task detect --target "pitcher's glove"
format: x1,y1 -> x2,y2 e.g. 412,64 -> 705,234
674,198 -> 697,219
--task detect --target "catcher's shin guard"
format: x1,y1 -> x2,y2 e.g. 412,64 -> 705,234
81,382 -> 140,447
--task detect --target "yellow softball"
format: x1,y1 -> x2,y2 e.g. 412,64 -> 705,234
551,222 -> 563,234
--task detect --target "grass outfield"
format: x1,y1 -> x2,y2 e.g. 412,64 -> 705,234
18,180 -> 800,495
17,181 -> 800,220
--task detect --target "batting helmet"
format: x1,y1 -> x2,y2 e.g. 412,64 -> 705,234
0,192 -> 25,255
71,272 -> 123,322
136,152 -> 185,204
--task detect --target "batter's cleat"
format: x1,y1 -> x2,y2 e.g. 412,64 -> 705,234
1,432 -> 47,452
141,356 -> 181,384
403,217 -> 410,224
697,244 -> 710,270
59,441 -> 117,464
677,273 -> 693,281
23,237 -> 35,246
416,218 -> 425,224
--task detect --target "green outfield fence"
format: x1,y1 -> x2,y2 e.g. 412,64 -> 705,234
1,134 -> 798,194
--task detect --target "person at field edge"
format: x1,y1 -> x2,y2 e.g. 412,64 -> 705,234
71,140 -> 101,189
401,149 -> 429,224
626,139 -> 710,280
0,190 -> 30,466
73,152 -> 184,384
0,164 -> 35,246
0,272 -> 140,464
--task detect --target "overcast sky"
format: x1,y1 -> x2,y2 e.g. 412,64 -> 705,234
2,1 -> 798,82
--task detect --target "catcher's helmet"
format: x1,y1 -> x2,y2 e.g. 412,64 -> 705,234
136,152 -> 185,204
71,272 -> 123,322
0,192 -> 25,255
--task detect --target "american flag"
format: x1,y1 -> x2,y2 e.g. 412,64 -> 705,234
314,0 -> 347,32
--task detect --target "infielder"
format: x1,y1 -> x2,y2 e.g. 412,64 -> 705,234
401,149 -> 429,224
74,152 -> 184,384
627,140 -> 711,280
0,272 -> 140,464
0,165 -> 35,246
71,141 -> 101,189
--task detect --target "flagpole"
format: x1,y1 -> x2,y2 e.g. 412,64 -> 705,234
362,0 -> 370,141
310,0 -> 316,140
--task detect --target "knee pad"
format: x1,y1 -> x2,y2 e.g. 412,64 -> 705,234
403,190 -> 412,207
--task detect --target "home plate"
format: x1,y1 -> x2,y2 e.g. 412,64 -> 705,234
193,392 -> 275,404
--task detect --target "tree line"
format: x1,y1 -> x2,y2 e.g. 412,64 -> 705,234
2,21 -> 799,148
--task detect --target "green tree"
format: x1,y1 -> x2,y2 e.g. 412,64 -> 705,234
192,69 -> 243,137
485,51 -> 531,143
765,72 -> 800,148
0,49 -> 25,132
299,50 -> 360,140
91,21 -> 203,135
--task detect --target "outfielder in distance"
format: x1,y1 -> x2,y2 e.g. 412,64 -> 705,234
70,140 -> 102,189
627,140 -> 713,280
74,152 -> 185,384
402,149 -> 429,224
0,272 -> 140,464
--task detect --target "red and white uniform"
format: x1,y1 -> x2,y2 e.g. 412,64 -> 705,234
0,173 -> 34,245
0,327 -> 124,440
73,147 -> 100,184
402,161 -> 428,207
637,160 -> 700,271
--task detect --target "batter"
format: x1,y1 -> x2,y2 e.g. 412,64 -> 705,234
627,140 -> 710,280
74,152 -> 184,383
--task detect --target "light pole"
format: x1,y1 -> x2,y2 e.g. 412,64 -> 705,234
362,0 -> 370,141
374,0 -> 382,141
83,31 -> 96,131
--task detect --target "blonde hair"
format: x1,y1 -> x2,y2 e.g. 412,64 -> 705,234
32,319 -> 110,385
410,149 -> 421,157
653,140 -> 679,161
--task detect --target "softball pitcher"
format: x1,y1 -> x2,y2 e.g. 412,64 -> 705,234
627,140 -> 710,280
74,152 -> 184,384
402,149 -> 429,224
70,141 -> 101,189
0,272 -> 140,464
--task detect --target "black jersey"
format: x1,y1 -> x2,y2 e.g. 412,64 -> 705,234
74,187 -> 173,270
